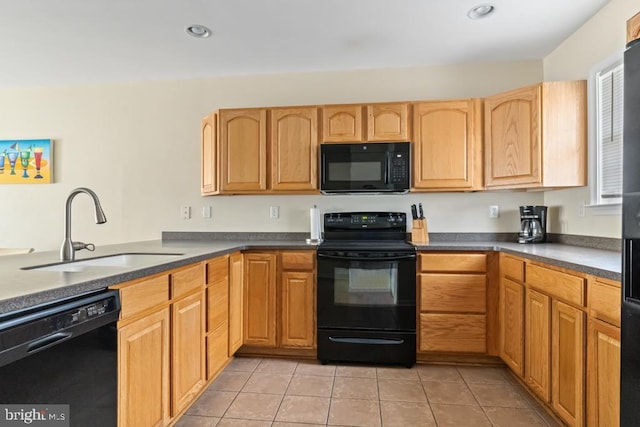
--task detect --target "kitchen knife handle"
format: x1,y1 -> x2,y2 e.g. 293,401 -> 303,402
418,203 -> 424,219
411,204 -> 418,220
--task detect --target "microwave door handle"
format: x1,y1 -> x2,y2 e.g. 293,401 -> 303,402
385,152 -> 391,184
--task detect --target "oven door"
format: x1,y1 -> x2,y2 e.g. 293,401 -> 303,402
317,250 -> 416,331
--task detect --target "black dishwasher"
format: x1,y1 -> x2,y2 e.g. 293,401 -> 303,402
0,289 -> 120,427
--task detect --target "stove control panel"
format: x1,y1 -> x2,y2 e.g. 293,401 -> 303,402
324,212 -> 406,230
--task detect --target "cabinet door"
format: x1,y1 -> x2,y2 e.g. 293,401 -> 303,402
207,323 -> 230,380
243,252 -> 277,347
118,308 -> 170,427
206,256 -> 229,333
270,107 -> 319,191
587,318 -> 620,427
280,271 -> 315,348
201,112 -> 218,195
485,85 -> 542,188
228,252 -> 244,355
500,278 -> 524,377
322,105 -> 363,142
171,292 -> 205,416
552,300 -> 585,427
525,288 -> 550,402
413,100 -> 482,190
628,11 -> 640,43
366,103 -> 409,141
220,109 -> 267,192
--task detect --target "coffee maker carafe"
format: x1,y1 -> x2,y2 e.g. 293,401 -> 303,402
518,206 -> 548,243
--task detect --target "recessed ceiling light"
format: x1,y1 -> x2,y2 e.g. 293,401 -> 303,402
185,25 -> 212,38
467,4 -> 495,20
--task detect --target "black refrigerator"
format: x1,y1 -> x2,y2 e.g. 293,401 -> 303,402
621,36 -> 640,425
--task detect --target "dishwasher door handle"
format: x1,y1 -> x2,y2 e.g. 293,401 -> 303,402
27,332 -> 73,353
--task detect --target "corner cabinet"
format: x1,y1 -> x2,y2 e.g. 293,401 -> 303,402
219,108 -> 268,192
484,81 -> 587,190
628,11 -> 640,43
201,112 -> 218,195
412,99 -> 483,191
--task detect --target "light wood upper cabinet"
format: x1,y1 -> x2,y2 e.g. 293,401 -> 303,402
118,307 -> 170,427
525,288 -> 551,402
628,11 -> 640,43
322,104 -> 363,142
201,112 -> 218,195
413,99 -> 483,191
484,81 -> 587,190
270,107 -> 319,191
587,318 -> 620,427
228,252 -> 244,355
243,252 -> 277,347
500,277 -> 524,378
366,103 -> 410,141
219,108 -> 268,192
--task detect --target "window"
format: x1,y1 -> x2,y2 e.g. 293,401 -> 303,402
589,55 -> 623,210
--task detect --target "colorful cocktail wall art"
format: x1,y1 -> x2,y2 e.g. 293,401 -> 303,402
0,139 -> 53,184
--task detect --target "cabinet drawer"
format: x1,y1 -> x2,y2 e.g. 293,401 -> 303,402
206,256 -> 229,285
419,253 -> 486,273
171,263 -> 204,299
281,251 -> 315,271
527,264 -> 585,307
502,255 -> 525,282
117,275 -> 170,319
420,274 -> 486,313
206,285 -> 229,333
588,279 -> 621,327
419,313 -> 486,353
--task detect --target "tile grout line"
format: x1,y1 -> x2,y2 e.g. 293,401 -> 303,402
457,366 -> 498,427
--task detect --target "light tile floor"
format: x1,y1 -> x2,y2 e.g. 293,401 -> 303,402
176,357 -> 562,427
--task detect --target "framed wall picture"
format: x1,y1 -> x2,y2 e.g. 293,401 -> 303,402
0,139 -> 53,184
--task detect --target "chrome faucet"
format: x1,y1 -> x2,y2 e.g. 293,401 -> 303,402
60,187 -> 107,261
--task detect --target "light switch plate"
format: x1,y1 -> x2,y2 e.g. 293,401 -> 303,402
181,206 -> 191,220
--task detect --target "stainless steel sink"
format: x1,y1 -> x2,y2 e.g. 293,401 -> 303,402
23,252 -> 184,272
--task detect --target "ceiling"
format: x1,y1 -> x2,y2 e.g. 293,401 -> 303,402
0,0 -> 610,88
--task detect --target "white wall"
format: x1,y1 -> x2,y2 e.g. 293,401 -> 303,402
0,61 -> 544,251
542,0 -> 638,238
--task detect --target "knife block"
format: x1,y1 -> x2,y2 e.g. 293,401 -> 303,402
411,218 -> 429,244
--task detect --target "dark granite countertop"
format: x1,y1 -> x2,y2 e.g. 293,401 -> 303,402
0,238 -> 621,315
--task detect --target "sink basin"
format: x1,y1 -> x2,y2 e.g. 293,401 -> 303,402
23,252 -> 184,272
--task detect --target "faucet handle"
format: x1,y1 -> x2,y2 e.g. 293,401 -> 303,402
72,241 -> 95,252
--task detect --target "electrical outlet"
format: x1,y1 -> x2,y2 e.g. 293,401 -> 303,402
202,206 -> 212,218
269,206 -> 280,219
489,205 -> 500,218
578,202 -> 586,217
181,206 -> 191,220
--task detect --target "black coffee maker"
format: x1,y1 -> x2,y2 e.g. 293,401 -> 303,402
518,206 -> 548,243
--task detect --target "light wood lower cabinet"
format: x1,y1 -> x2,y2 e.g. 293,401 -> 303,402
551,300 -> 585,427
499,277 -> 524,377
243,252 -> 278,346
587,318 -> 620,427
205,255 -> 230,380
418,252 -> 488,354
228,252 -> 244,354
280,271 -> 315,348
525,288 -> 551,402
118,307 -> 170,427
171,291 -> 205,416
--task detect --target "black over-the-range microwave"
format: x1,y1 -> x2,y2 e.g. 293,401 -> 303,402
320,142 -> 411,194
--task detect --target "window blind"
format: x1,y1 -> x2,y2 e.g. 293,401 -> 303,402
597,61 -> 624,199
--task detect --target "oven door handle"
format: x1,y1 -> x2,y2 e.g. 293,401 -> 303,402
317,253 -> 416,262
